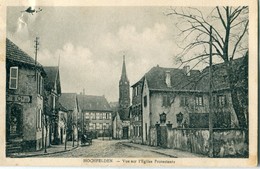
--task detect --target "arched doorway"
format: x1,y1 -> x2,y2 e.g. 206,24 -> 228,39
7,104 -> 23,140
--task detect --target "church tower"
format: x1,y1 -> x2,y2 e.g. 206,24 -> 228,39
119,55 -> 130,120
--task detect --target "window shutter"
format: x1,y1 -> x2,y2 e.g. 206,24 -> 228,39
39,109 -> 42,128
9,67 -> 18,89
224,95 -> 227,107
180,97 -> 184,106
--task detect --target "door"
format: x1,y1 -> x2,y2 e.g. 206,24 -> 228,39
122,127 -> 128,139
157,126 -> 161,146
60,128 -> 63,144
8,104 -> 23,139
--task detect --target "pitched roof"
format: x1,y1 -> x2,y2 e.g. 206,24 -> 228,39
56,102 -> 68,112
59,93 -> 77,111
77,95 -> 112,112
197,56 -> 247,92
6,38 -> 43,68
144,65 -> 201,91
44,66 -> 61,94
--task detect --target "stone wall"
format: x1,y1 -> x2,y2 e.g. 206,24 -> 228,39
213,129 -> 247,157
150,126 -> 157,146
154,126 -> 248,157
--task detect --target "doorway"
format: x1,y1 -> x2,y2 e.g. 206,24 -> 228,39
7,104 -> 23,140
122,127 -> 128,139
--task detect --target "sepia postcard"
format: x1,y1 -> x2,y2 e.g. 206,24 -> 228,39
0,0 -> 258,167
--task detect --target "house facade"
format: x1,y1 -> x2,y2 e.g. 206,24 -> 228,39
59,93 -> 79,143
141,65 -> 209,145
130,56 -> 247,146
129,79 -> 143,143
56,102 -> 68,144
77,95 -> 113,138
6,39 -> 46,153
44,66 -> 62,145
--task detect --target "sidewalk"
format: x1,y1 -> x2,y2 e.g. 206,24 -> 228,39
8,141 -> 79,158
121,142 -> 206,158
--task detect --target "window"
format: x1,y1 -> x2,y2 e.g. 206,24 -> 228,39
180,96 -> 188,107
103,113 -> 106,119
108,113 -> 111,119
39,109 -> 42,128
91,112 -> 95,120
85,112 -> 90,119
89,123 -> 94,130
9,67 -> 18,89
195,96 -> 203,106
135,115 -> 139,121
144,96 -> 147,107
138,126 -> 142,136
217,95 -> 227,107
102,123 -> 105,129
162,95 -> 171,107
145,123 -> 147,141
36,108 -> 42,129
96,123 -> 101,130
96,113 -> 100,120
37,73 -> 43,95
212,96 -> 216,106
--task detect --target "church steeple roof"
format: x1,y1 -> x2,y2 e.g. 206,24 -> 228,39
120,55 -> 129,82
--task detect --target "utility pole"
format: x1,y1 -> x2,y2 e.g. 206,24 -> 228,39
208,26 -> 213,157
34,37 -> 39,80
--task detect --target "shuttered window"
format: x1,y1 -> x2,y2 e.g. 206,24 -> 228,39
162,95 -> 171,107
217,95 -> 227,107
9,67 -> 18,89
195,95 -> 203,106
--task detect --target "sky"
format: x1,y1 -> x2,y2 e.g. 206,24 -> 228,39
6,6 -> 247,102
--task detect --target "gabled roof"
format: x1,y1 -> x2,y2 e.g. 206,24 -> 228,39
56,102 -> 68,112
44,66 -> 61,94
144,65 -> 201,91
197,56 -> 247,92
59,93 -> 77,111
6,38 -> 43,68
77,95 -> 112,112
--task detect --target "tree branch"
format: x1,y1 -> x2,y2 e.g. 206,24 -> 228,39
231,20 -> 248,60
216,6 -> 227,28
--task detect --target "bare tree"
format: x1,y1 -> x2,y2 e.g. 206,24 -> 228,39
166,6 -> 248,128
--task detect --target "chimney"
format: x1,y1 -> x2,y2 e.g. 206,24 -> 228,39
183,66 -> 190,76
165,70 -> 171,87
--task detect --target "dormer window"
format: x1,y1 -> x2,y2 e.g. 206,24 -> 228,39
183,66 -> 190,76
9,67 -> 18,89
165,71 -> 171,87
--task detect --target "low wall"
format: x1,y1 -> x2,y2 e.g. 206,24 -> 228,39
167,129 -> 209,155
165,127 -> 248,157
213,129 -> 247,157
150,127 -> 157,146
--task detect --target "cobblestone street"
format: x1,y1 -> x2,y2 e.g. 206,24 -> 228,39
41,139 -> 169,158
